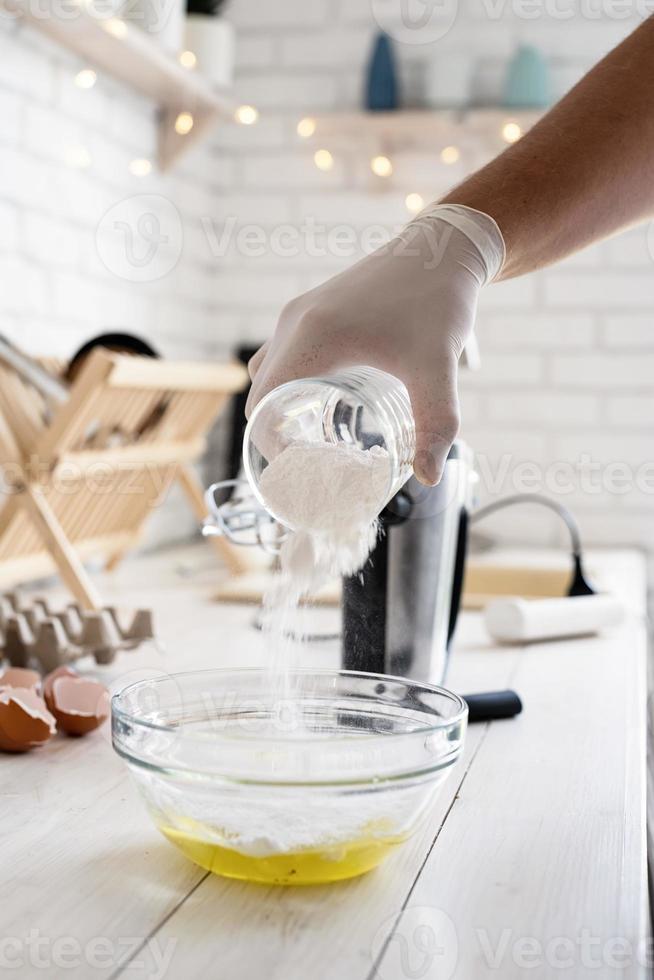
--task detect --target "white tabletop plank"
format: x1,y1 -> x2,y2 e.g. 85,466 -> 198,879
0,546 -> 648,980
0,693 -> 205,978
376,561 -> 650,979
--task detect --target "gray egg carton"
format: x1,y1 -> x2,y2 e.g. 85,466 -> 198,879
0,593 -> 154,673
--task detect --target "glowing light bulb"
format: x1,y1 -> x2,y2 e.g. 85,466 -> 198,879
74,68 -> 96,90
179,50 -> 197,69
371,155 -> 393,178
174,111 -> 194,136
502,120 -> 522,144
405,193 -> 425,214
440,145 -> 460,165
235,105 -> 259,126
64,145 -> 91,169
102,18 -> 127,38
129,158 -> 152,176
314,149 -> 334,172
297,117 -> 316,139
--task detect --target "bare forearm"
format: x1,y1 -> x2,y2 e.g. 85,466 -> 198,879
442,17 -> 654,279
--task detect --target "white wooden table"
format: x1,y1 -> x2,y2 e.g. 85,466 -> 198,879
0,545 -> 650,980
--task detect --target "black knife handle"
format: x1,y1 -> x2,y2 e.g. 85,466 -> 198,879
463,690 -> 523,723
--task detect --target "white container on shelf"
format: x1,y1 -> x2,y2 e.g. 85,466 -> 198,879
124,0 -> 185,54
184,14 -> 235,88
424,53 -> 472,108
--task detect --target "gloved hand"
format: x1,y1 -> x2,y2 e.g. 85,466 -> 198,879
246,204 -> 505,486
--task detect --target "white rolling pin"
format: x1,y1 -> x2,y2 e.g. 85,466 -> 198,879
484,594 -> 624,644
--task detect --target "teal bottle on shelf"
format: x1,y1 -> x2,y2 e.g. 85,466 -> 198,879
365,32 -> 399,111
504,45 -> 550,108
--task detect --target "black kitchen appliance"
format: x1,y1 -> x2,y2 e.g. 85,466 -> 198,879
342,442 -> 471,684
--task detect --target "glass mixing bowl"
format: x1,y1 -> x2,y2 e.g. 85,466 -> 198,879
112,668 -> 467,886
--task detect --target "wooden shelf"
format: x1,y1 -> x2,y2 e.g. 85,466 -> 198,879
8,0 -> 237,170
304,108 -> 543,149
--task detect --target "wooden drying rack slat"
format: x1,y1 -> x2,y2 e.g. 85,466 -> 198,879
0,349 -> 250,607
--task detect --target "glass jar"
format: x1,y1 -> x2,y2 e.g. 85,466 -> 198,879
243,366 -> 416,530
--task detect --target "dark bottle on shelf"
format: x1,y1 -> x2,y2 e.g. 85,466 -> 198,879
365,32 -> 399,111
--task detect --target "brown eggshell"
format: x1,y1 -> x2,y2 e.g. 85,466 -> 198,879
43,665 -> 78,714
49,676 -> 110,736
0,688 -> 56,752
0,667 -> 41,693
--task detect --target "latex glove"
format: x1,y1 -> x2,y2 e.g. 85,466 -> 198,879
246,204 -> 505,486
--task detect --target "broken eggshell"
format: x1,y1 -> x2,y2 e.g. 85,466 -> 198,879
0,688 -> 56,752
43,665 -> 78,714
0,667 -> 41,692
48,675 -> 110,736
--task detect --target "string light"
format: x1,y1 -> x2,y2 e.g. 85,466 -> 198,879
102,18 -> 127,39
129,158 -> 152,176
179,50 -> 197,69
502,120 -> 522,143
74,68 -> 96,90
440,145 -> 460,164
174,111 -> 194,135
297,117 -> 316,139
405,193 -> 424,214
64,145 -> 91,169
234,104 -> 259,126
314,149 -> 334,172
371,154 -> 393,178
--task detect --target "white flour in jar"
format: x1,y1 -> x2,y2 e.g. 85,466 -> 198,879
260,440 -> 390,600
259,440 -> 390,684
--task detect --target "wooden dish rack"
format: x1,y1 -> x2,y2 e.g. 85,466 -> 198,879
0,349 -> 249,608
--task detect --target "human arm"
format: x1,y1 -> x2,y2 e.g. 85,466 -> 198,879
443,15 -> 654,278
247,18 -> 654,485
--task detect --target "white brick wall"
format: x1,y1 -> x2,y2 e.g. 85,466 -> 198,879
4,0 -> 654,564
